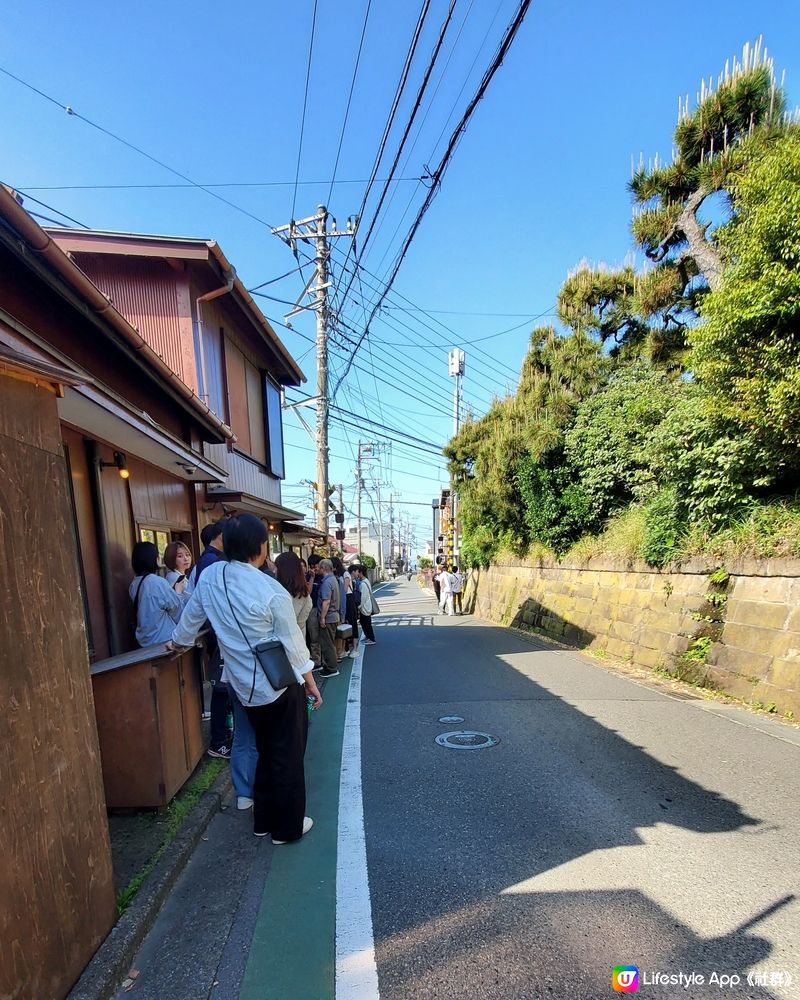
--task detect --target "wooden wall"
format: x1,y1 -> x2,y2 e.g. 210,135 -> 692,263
0,375 -> 116,1000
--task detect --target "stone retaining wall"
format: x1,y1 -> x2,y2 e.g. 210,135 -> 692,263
464,557 -> 800,717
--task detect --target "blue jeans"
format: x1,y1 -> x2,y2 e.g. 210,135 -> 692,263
230,691 -> 258,799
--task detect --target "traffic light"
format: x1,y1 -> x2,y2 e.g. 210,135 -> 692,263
335,529 -> 346,541
334,512 -> 345,524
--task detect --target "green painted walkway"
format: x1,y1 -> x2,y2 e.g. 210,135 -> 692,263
239,662 -> 351,1000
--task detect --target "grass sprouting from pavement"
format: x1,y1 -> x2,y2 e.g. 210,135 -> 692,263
115,759 -> 225,916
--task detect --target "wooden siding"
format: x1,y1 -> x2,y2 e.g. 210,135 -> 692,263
61,426 -> 110,660
224,341 -> 252,454
203,444 -> 283,504
76,254 -> 197,393
0,374 -> 116,1000
127,456 -> 193,529
96,444 -> 137,652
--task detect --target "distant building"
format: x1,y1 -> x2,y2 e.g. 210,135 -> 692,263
345,520 -> 391,566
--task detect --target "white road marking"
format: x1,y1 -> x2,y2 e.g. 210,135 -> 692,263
336,644 -> 380,1000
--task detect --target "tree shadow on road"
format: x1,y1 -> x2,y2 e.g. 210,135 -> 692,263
361,604 -> 797,999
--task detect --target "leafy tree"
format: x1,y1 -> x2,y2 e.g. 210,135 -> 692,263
358,553 -> 376,569
565,365 -> 676,520
517,454 -> 596,554
691,129 -> 800,470
418,556 -> 433,570
630,40 -> 787,291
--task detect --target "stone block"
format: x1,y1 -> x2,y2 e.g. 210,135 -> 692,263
632,645 -> 666,668
719,622 -> 799,659
606,637 -> 634,660
521,610 -> 536,626
764,657 -> 800,690
564,624 -> 589,646
614,604 -> 643,626
609,619 -> 637,643
727,599 -> 790,631
750,682 -> 800,718
708,644 -> 772,680
731,576 -> 794,604
667,633 -> 691,656
638,627 -> 674,652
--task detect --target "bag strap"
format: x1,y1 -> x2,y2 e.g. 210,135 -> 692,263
222,564 -> 259,703
132,574 -> 148,620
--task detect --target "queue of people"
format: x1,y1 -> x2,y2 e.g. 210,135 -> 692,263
128,518 -> 379,844
434,565 -> 464,616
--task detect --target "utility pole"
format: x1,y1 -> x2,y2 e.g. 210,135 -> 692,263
389,494 -> 394,569
356,441 -> 375,558
272,206 -> 357,536
448,348 -> 465,563
375,479 -> 385,573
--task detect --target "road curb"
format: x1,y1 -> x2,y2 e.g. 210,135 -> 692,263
68,766 -> 233,1000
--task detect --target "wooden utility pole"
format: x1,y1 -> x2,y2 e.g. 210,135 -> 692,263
272,206 -> 357,536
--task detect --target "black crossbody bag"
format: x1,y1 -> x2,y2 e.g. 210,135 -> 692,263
222,565 -> 299,702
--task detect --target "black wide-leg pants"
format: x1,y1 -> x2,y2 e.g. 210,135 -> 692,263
359,612 -> 376,642
245,683 -> 309,840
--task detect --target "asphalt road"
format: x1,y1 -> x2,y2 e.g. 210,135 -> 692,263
362,578 -> 799,1000
114,576 -> 799,1000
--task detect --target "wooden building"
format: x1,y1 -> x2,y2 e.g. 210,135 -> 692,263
47,228 -> 307,554
0,188 -> 310,998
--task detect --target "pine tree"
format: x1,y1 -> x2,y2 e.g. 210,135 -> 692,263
630,39 -> 788,290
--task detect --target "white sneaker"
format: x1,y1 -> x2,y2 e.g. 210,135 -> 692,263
272,816 -> 314,845
237,796 -> 254,810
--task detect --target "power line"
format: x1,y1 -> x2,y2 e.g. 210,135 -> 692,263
13,188 -> 89,229
19,177 -> 424,191
332,0 -> 533,397
0,64 -> 277,230
326,0 -> 373,206
292,0 -> 320,220
355,0 -> 459,264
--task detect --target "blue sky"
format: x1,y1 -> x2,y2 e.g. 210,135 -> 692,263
2,0 -> 799,547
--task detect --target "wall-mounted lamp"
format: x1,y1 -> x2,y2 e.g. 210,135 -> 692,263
99,451 -> 129,479
176,461 -> 198,476
269,523 -> 277,531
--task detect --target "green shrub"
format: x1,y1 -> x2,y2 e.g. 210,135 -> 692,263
517,455 -> 598,554
565,364 -> 675,519
640,486 -> 686,566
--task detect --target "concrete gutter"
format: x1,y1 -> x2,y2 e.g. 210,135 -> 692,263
67,768 -> 233,1000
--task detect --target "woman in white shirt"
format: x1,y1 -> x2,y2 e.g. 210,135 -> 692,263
129,542 -> 183,647
169,515 -> 321,844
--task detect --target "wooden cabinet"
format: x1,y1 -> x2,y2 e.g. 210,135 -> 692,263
91,646 -> 203,808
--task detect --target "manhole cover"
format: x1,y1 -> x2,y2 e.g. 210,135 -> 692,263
435,731 -> 499,750
438,715 -> 465,724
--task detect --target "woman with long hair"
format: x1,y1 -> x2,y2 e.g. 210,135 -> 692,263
129,541 -> 183,647
168,515 -> 321,843
275,551 -> 313,631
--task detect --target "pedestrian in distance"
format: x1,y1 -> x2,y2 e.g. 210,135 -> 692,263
451,564 -> 464,615
305,554 -> 323,671
432,567 -> 441,607
168,513 -> 321,844
163,540 -> 193,597
352,564 -> 377,644
315,559 -> 342,677
129,541 -> 183,646
332,558 -> 349,662
343,561 -> 359,657
187,521 -> 232,758
437,566 -> 455,616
